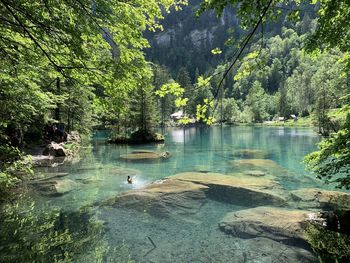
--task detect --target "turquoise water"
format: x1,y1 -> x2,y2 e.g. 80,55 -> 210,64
34,126 -> 323,209
3,126 -> 329,262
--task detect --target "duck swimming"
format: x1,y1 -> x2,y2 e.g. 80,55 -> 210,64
127,176 -> 133,184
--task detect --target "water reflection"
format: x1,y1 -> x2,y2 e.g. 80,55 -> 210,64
3,126 -> 329,263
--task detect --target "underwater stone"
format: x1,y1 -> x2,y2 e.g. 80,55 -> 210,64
104,179 -> 208,218
232,149 -> 269,159
170,172 -> 287,206
108,167 -> 141,177
243,170 -> 266,177
290,188 -> 350,210
119,151 -> 171,162
230,159 -> 285,173
230,159 -> 290,181
219,206 -> 320,244
30,179 -> 78,197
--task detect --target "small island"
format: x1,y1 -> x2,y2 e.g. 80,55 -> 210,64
108,129 -> 164,144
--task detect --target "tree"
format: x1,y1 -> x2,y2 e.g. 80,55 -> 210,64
129,80 -> 159,133
0,0 -> 186,142
215,98 -> 240,123
246,81 -> 269,122
177,67 -> 195,115
152,64 -> 174,125
305,112 -> 350,189
0,0 -> 187,194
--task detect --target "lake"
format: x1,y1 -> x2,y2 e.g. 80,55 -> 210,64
2,126 -> 332,262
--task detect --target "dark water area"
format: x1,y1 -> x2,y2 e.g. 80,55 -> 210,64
2,126 -> 335,262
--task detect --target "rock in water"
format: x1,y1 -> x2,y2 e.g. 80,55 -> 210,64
231,159 -> 285,173
290,188 -> 350,210
104,179 -> 208,218
119,150 -> 171,162
43,142 -> 67,157
170,172 -> 287,206
219,206 -> 320,244
30,179 -> 77,196
243,170 -> 266,177
232,149 -> 270,159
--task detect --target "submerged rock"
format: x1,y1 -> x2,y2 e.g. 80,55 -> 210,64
219,206 -> 320,244
30,179 -> 78,197
231,159 -> 285,173
290,188 -> 350,210
119,150 -> 171,162
230,159 -> 290,182
232,149 -> 270,159
104,179 -> 208,217
171,172 -> 287,206
76,178 -> 103,184
36,172 -> 69,181
108,167 -> 141,177
103,172 -> 289,219
243,170 -> 266,177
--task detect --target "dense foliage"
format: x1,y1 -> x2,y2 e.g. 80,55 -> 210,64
0,0 -> 186,138
0,0 -> 186,191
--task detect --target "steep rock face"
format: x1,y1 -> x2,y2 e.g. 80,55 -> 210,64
145,0 -> 240,77
219,206 -> 319,244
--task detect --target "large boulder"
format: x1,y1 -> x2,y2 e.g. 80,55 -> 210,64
32,155 -> 55,166
43,142 -> 67,157
119,150 -> 171,162
290,188 -> 350,210
104,179 -> 208,217
31,154 -> 66,167
219,206 -> 320,244
170,172 -> 287,206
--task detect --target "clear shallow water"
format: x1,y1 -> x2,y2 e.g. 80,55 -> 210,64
35,126 -> 323,207
13,126 -> 332,262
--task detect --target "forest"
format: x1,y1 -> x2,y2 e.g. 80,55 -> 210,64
0,0 -> 350,262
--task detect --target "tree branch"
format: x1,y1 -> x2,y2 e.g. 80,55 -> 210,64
1,0 -> 63,72
212,0 -> 274,103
